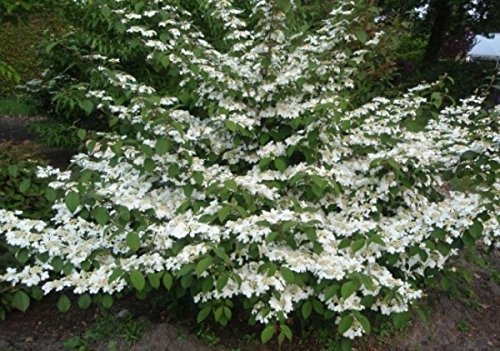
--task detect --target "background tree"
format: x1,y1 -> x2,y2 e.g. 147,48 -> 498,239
377,0 -> 500,62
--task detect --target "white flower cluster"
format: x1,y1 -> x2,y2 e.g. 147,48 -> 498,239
1,0 -> 498,339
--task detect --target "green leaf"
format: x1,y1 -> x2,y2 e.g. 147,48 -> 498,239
101,295 -> 113,309
324,284 -> 339,300
130,270 -> 146,291
155,138 -> 170,155
357,314 -> 371,334
312,299 -> 325,315
51,256 -> 64,272
101,5 -> 111,17
261,325 -> 276,344
350,238 -> 365,253
147,273 -> 161,289
338,315 -> 354,334
7,165 -> 18,177
195,256 -> 213,277
224,120 -> 238,132
280,266 -> 295,284
223,306 -> 232,320
370,234 -> 385,247
30,287 -> 43,301
77,129 -> 86,140
359,274 -> 375,291
387,158 -> 401,171
177,264 -> 194,277
45,188 -> 57,202
92,207 -> 109,226
355,30 -> 368,44
224,179 -> 238,191
126,232 -> 141,252
274,158 -> 287,172
77,294 -> 92,310
79,100 -> 94,115
143,158 -> 156,173
65,191 -> 80,213
13,291 -> 30,312
16,249 -> 29,265
162,273 -> 173,290
193,171 -> 204,185
392,311 -> 411,329
341,281 -> 357,300
280,324 -> 293,340
216,274 -> 229,292
57,295 -> 71,313
341,337 -> 352,351
218,205 -> 231,223
469,220 -> 483,239
301,300 -> 312,319
304,227 -> 317,241
197,306 -> 211,323
19,178 -> 31,194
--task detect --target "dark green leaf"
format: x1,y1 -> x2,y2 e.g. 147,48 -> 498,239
197,306 -> 211,323
13,291 -> 30,312
65,191 -> 80,213
93,207 -> 109,226
469,221 -> 483,239
77,294 -> 92,310
57,295 -> 71,313
341,281 -> 357,300
130,270 -> 145,291
162,273 -> 173,290
301,300 -> 312,319
261,325 -> 276,344
392,312 -> 411,329
338,315 -> 354,334
126,232 -> 141,252
280,266 -> 295,284
196,256 -> 213,277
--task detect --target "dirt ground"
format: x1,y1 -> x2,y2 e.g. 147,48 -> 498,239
0,115 -> 499,351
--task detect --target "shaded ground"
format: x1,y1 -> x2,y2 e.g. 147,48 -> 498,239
0,115 -> 74,168
376,252 -> 500,351
0,114 -> 499,351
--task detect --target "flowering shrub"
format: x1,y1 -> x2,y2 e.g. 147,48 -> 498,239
0,144 -> 53,319
1,0 -> 499,344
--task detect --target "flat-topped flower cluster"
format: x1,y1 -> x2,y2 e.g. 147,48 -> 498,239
1,0 -> 498,340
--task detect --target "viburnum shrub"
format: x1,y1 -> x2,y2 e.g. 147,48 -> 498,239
1,0 -> 499,344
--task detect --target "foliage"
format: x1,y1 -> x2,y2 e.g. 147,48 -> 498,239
0,60 -> 19,83
394,61 -> 498,101
0,0 -> 498,347
64,312 -> 146,350
29,0 -> 399,122
0,96 -> 40,116
0,143 -> 55,320
378,0 -> 500,36
0,0 -> 35,21
0,10 -> 70,94
28,121 -> 81,149
377,0 -> 500,62
0,143 -> 54,219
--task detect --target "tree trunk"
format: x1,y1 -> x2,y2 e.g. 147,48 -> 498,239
423,0 -> 452,63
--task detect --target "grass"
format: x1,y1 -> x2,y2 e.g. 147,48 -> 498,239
63,312 -> 147,351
